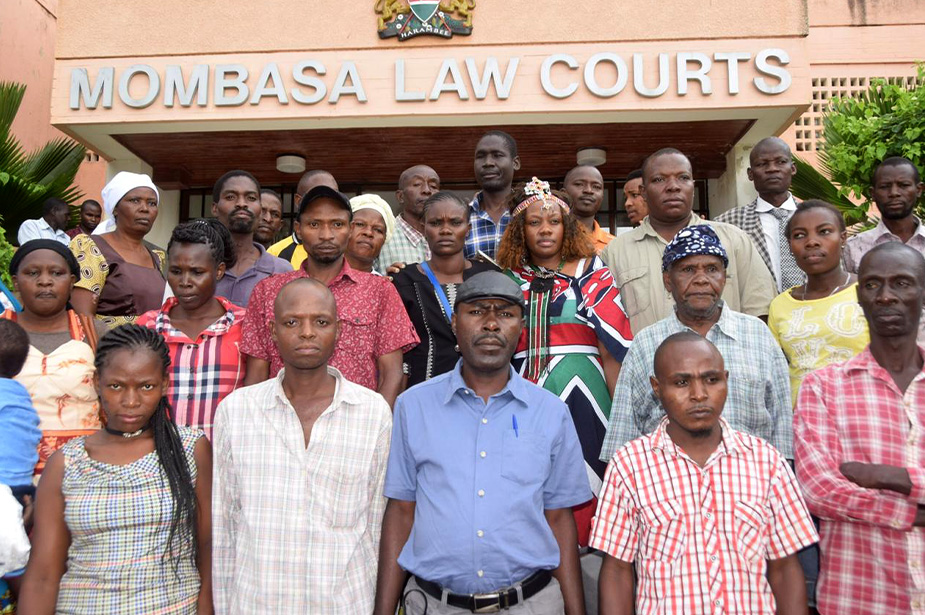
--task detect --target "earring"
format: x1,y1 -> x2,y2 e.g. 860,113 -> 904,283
454,344 -> 460,353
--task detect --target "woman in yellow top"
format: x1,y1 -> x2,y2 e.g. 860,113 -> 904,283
768,200 -> 869,405
69,172 -> 167,329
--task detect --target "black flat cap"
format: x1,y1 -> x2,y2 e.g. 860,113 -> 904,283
454,271 -> 526,311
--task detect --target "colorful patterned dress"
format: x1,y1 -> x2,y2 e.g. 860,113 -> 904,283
0,309 -> 101,476
56,427 -> 203,614
506,256 -> 632,541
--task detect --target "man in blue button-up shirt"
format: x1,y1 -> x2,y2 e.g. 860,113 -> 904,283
374,271 -> 592,615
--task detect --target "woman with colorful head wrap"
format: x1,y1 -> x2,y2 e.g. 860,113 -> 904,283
496,177 -> 633,544
69,172 -> 167,328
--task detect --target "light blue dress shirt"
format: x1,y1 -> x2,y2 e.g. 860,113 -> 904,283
385,361 -> 592,594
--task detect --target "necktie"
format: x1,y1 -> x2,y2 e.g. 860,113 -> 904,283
768,207 -> 804,290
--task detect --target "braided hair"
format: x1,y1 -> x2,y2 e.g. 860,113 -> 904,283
94,324 -> 198,569
168,219 -> 236,270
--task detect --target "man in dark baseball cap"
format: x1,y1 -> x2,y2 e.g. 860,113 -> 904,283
241,184 -> 419,408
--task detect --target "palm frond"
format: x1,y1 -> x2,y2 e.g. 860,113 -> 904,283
23,138 -> 86,185
790,156 -> 868,226
0,81 -> 87,240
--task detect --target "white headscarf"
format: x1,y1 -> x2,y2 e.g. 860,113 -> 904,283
349,194 -> 396,242
93,171 -> 160,235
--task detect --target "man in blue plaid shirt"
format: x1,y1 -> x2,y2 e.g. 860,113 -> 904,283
464,130 -> 520,261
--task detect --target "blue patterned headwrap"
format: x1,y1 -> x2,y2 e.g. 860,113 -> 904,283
662,225 -> 729,272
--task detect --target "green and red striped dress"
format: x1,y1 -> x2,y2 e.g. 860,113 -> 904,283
506,256 -> 632,543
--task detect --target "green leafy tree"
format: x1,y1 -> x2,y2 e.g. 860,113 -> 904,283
0,80 -> 87,244
791,65 -> 925,223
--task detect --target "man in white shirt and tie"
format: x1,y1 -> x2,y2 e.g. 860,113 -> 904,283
17,198 -> 70,246
717,137 -> 804,293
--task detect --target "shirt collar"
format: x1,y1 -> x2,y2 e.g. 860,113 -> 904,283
443,359 -> 531,406
251,242 -> 280,274
844,345 -> 925,377
273,365 -> 359,414
154,295 -> 240,339
591,221 -> 613,239
755,193 -> 797,213
649,416 -> 747,458
38,217 -> 65,236
298,257 -> 360,284
872,217 -> 925,241
469,192 -> 511,219
397,214 -> 426,246
635,212 -> 703,243
669,301 -> 740,341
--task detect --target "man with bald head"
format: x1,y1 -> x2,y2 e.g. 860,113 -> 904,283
377,165 -> 441,272
592,332 -> 817,615
717,136 -> 802,292
214,277 -> 392,613
564,165 -> 614,253
795,242 -> 925,615
600,148 -> 775,333
268,169 -> 340,268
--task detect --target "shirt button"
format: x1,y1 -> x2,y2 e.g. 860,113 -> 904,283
705,512 -> 712,519
477,530 -> 484,537
480,451 -> 487,458
912,560 -> 921,569
477,570 -> 484,578
482,418 -> 488,424
711,555 -> 717,562
714,599 -> 722,606
478,489 -> 485,497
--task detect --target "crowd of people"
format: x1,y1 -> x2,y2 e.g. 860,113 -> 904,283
0,129 -> 923,615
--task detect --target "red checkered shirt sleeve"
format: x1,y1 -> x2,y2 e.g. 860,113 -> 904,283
373,277 -> 419,358
588,453 -> 639,563
766,453 -> 819,559
241,275 -> 275,362
794,369 -> 919,530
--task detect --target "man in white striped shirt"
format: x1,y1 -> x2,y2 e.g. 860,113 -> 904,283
212,278 -> 392,613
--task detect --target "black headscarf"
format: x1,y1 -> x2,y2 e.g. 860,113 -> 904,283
10,239 -> 80,277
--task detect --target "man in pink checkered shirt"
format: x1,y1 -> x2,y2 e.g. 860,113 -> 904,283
591,332 -> 817,615
795,242 -> 925,615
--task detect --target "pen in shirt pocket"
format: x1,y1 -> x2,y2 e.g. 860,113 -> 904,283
512,414 -> 519,438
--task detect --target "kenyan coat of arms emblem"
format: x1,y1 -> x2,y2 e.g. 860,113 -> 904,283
375,0 -> 475,41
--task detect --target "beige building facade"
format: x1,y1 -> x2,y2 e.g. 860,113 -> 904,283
2,0 -> 922,247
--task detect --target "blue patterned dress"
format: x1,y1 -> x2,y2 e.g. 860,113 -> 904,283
56,426 -> 203,614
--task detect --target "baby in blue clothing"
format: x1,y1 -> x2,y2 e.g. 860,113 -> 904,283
0,319 -> 39,591
0,319 -> 40,509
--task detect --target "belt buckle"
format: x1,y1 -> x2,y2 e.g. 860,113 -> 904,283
472,592 -> 502,613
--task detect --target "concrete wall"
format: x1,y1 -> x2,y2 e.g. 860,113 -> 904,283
0,0 -> 61,151
809,0 -> 925,26
0,0 -> 106,206
55,0 -> 808,59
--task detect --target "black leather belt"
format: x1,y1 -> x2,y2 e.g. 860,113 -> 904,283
413,570 -> 552,613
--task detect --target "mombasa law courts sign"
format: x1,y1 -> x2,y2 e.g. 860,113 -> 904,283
50,0 -> 811,157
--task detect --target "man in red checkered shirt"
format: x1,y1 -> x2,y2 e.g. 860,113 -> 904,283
591,332 -> 817,614
794,242 -> 925,615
